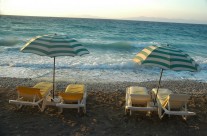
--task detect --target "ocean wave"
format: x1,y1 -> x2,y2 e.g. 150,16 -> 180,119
4,63 -> 53,69
11,21 -> 28,24
193,56 -> 207,64
0,38 -> 20,46
4,47 -> 21,52
10,61 -> 206,76
4,61 -> 157,71
81,39 -> 158,51
78,61 -> 139,70
83,41 -> 135,51
12,28 -> 45,32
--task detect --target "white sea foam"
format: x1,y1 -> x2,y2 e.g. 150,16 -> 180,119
0,16 -> 207,82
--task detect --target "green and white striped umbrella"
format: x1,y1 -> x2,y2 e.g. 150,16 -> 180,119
21,34 -> 89,57
133,45 -> 199,103
21,34 -> 89,98
133,45 -> 199,71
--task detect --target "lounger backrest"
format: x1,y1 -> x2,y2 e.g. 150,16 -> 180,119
17,86 -> 42,100
33,82 -> 53,97
151,88 -> 172,100
65,84 -> 84,93
129,86 -> 151,105
130,94 -> 151,105
59,93 -> 83,101
168,94 -> 190,108
59,84 -> 85,102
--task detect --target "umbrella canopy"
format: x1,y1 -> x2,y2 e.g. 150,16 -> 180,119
21,34 -> 89,57
133,45 -> 199,71
21,34 -> 89,98
133,45 -> 199,102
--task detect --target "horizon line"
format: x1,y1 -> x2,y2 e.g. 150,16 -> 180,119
1,14 -> 207,25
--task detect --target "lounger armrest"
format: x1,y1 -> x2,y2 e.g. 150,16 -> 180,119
56,103 -> 85,108
164,110 -> 196,116
125,88 -> 131,106
9,99 -> 43,105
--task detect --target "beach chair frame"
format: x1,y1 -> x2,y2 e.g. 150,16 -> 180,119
125,86 -> 157,115
9,82 -> 52,111
56,84 -> 87,114
152,89 -> 196,120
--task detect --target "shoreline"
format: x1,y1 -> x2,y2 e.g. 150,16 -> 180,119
1,77 -> 207,135
1,77 -> 206,95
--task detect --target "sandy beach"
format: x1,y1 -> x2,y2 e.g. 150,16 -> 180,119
1,77 -> 207,136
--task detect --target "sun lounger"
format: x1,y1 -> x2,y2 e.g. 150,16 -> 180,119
9,82 -> 53,111
125,86 -> 157,115
56,84 -> 87,114
152,88 -> 196,120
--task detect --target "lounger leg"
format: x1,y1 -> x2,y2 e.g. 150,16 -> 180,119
158,106 -> 163,119
130,110 -> 132,116
182,115 -> 187,120
18,104 -> 23,109
58,107 -> 63,114
146,102 -> 151,116
41,99 -> 47,112
83,106 -> 86,114
168,104 -> 171,118
182,104 -> 187,120
146,111 -> 151,117
125,108 -> 130,115
37,104 -> 42,111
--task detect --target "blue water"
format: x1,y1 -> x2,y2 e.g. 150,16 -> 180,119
0,15 -> 207,82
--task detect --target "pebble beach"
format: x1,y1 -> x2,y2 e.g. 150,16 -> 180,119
1,77 -> 207,136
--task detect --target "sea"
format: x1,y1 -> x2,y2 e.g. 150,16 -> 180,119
0,15 -> 207,83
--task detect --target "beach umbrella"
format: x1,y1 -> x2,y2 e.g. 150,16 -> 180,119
133,45 -> 199,102
21,34 -> 89,99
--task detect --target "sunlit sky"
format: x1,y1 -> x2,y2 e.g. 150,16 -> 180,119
1,0 -> 207,24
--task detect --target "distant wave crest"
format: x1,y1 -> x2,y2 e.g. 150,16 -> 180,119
0,38 -> 20,46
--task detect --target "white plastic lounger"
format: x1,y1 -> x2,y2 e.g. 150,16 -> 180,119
152,88 -> 196,120
9,82 -> 53,111
125,86 -> 157,115
56,84 -> 87,114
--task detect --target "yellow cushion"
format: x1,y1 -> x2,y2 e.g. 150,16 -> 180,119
17,86 -> 42,99
59,93 -> 83,101
59,84 -> 85,101
128,86 -> 151,104
33,82 -> 53,96
65,84 -> 84,93
129,86 -> 148,95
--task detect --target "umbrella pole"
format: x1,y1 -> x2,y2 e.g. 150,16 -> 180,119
154,68 -> 163,104
53,57 -> 56,99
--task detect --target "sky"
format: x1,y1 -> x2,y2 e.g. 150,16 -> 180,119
0,0 -> 207,24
